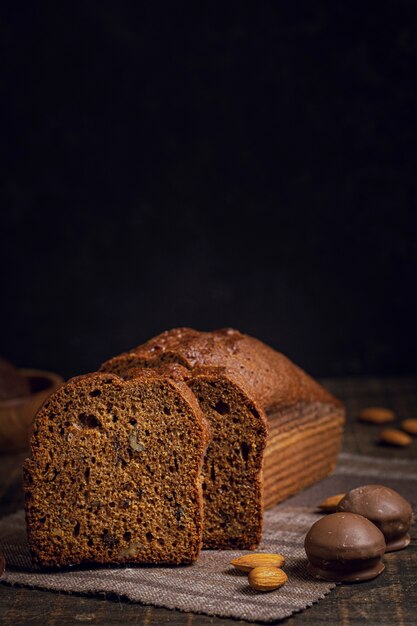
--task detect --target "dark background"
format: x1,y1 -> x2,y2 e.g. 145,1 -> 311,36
1,1 -> 417,381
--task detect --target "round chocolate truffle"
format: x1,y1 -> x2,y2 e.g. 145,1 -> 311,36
337,484 -> 413,552
304,512 -> 386,582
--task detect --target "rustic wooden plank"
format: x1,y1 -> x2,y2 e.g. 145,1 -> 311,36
324,377 -> 417,460
0,585 -> 254,626
0,377 -> 416,625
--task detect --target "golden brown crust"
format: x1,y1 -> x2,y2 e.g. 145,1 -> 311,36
100,327 -> 342,411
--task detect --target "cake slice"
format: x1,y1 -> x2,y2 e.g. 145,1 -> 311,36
100,328 -> 345,545
126,363 -> 268,549
24,370 -> 209,567
187,367 -> 267,549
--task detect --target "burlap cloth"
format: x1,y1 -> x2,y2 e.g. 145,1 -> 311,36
0,452 -> 416,623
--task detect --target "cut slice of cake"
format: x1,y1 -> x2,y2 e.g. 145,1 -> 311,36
24,370 -> 209,567
126,363 -> 268,549
100,328 -> 345,548
187,367 -> 267,549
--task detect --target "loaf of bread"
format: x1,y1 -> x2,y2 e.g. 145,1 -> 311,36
100,328 -> 345,548
24,369 -> 209,566
24,327 -> 344,564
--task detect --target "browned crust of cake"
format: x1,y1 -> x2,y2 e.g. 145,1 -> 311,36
100,327 -> 342,411
24,370 -> 209,567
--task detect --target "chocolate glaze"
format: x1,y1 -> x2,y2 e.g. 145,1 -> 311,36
337,485 -> 413,552
304,512 -> 386,582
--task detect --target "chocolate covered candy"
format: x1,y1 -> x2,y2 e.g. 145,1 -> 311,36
304,512 -> 386,582
337,484 -> 413,552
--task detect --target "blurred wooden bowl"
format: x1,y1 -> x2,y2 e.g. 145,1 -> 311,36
0,369 -> 63,453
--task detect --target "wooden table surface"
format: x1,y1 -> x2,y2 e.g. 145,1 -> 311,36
0,376 -> 416,626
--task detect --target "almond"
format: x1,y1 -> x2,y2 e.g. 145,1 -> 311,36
318,493 -> 346,512
231,553 -> 286,572
401,419 -> 417,436
248,566 -> 288,591
359,407 -> 395,424
379,428 -> 412,447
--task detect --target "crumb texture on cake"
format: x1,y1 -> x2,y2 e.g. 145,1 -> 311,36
24,370 -> 208,567
187,367 -> 267,549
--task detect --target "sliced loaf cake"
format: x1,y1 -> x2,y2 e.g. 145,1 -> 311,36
24,369 -> 209,566
100,328 -> 345,547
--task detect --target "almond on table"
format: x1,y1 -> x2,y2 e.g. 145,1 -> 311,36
231,553 -> 286,572
379,428 -> 412,447
248,566 -> 288,591
401,419 -> 417,435
318,493 -> 346,512
359,407 -> 395,424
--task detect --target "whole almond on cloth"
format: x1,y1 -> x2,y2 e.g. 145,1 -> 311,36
248,566 -> 288,592
401,419 -> 417,435
379,428 -> 412,447
318,494 -> 346,512
231,553 -> 285,573
359,407 -> 395,424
